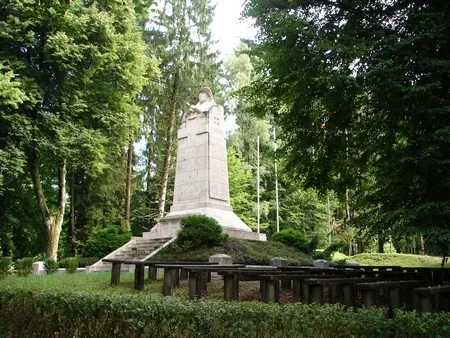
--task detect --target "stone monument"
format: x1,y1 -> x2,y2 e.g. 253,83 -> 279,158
146,88 -> 266,241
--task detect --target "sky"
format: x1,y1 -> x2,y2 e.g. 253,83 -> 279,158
211,0 -> 257,58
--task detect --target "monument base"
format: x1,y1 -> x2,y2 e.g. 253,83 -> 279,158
145,209 -> 266,241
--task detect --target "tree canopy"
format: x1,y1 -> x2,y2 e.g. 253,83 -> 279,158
0,0 -> 157,259
242,0 -> 450,243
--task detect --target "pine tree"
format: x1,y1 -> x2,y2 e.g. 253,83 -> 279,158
142,0 -> 222,219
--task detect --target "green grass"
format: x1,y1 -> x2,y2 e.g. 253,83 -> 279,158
0,272 -> 263,302
0,272 -> 137,294
332,252 -> 445,267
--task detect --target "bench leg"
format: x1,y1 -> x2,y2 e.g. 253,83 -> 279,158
388,287 -> 401,309
200,271 -> 208,291
110,262 -> 121,286
188,271 -> 201,299
263,280 -> 279,303
342,284 -> 353,307
361,289 -> 376,308
162,268 -> 178,296
170,268 -> 180,287
293,280 -> 301,301
309,284 -> 323,305
134,265 -> 145,291
418,294 -> 436,312
224,275 -> 240,300
148,266 -> 157,281
180,268 -> 188,280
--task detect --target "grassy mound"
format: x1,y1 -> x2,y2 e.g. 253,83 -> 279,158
150,238 -> 313,265
333,252 -> 444,267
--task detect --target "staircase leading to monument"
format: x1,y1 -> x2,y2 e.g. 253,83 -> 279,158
86,236 -> 173,272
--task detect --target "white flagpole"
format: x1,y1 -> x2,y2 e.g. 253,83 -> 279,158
257,135 -> 260,233
273,127 -> 280,233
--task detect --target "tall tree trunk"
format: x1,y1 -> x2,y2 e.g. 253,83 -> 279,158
28,152 -> 66,261
157,106 -> 176,219
157,71 -> 180,219
125,141 -> 133,230
69,173 -> 76,256
378,235 -> 385,253
145,136 -> 156,228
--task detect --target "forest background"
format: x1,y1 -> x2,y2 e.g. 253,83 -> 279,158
0,0 -> 448,262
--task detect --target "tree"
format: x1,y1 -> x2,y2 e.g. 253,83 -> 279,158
143,0 -> 221,219
227,148 -> 256,229
242,0 -> 450,246
0,0 -> 155,260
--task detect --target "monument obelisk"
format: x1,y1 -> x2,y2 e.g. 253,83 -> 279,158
147,88 -> 266,241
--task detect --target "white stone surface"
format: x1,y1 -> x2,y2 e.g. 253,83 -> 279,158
33,261 -> 44,275
313,259 -> 330,268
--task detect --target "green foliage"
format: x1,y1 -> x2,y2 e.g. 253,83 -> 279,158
76,256 -> 100,268
14,257 -> 35,277
0,0 -> 157,261
0,287 -> 449,337
227,148 -> 257,229
242,0 -> 450,244
82,225 -> 131,258
59,258 -> 78,274
334,253 -> 443,268
176,216 -> 228,250
272,229 -> 318,254
322,243 -> 346,259
43,259 -> 59,275
0,257 -> 12,280
154,237 -> 312,266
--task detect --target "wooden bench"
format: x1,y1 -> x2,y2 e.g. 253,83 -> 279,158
102,259 -> 217,291
414,285 -> 450,312
351,265 -> 403,272
217,267 -> 279,301
155,264 -> 245,297
401,267 -> 449,286
355,280 -> 422,310
102,258 -> 155,290
145,261 -> 218,281
301,277 -> 378,306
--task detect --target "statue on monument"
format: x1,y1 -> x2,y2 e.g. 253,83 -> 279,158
185,87 -> 216,117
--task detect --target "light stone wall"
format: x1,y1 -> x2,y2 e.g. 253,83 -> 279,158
148,104 -> 266,241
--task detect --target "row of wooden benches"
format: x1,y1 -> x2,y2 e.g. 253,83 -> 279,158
102,258 -> 450,312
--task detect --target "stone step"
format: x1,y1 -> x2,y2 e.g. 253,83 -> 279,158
88,237 -> 172,272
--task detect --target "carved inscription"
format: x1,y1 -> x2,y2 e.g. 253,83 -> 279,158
180,185 -> 201,201
209,159 -> 228,201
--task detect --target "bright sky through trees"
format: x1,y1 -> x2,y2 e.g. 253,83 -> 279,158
211,0 -> 256,58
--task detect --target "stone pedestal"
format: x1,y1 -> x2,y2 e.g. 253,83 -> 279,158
147,105 -> 266,241
209,254 -> 233,279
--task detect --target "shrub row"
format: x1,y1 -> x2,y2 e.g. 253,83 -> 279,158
0,288 -> 449,338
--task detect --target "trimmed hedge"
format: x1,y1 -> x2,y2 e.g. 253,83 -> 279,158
82,225 -> 132,258
14,257 -> 35,277
0,288 -> 449,338
177,215 -> 228,250
0,257 -> 12,280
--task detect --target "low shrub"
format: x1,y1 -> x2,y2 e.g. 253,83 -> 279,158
43,259 -> 59,275
271,229 -> 318,254
76,256 -> 100,267
177,215 -> 228,250
314,242 -> 346,260
0,288 -> 449,338
14,257 -> 35,277
59,258 -> 78,274
82,225 -> 132,258
0,257 -> 12,280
